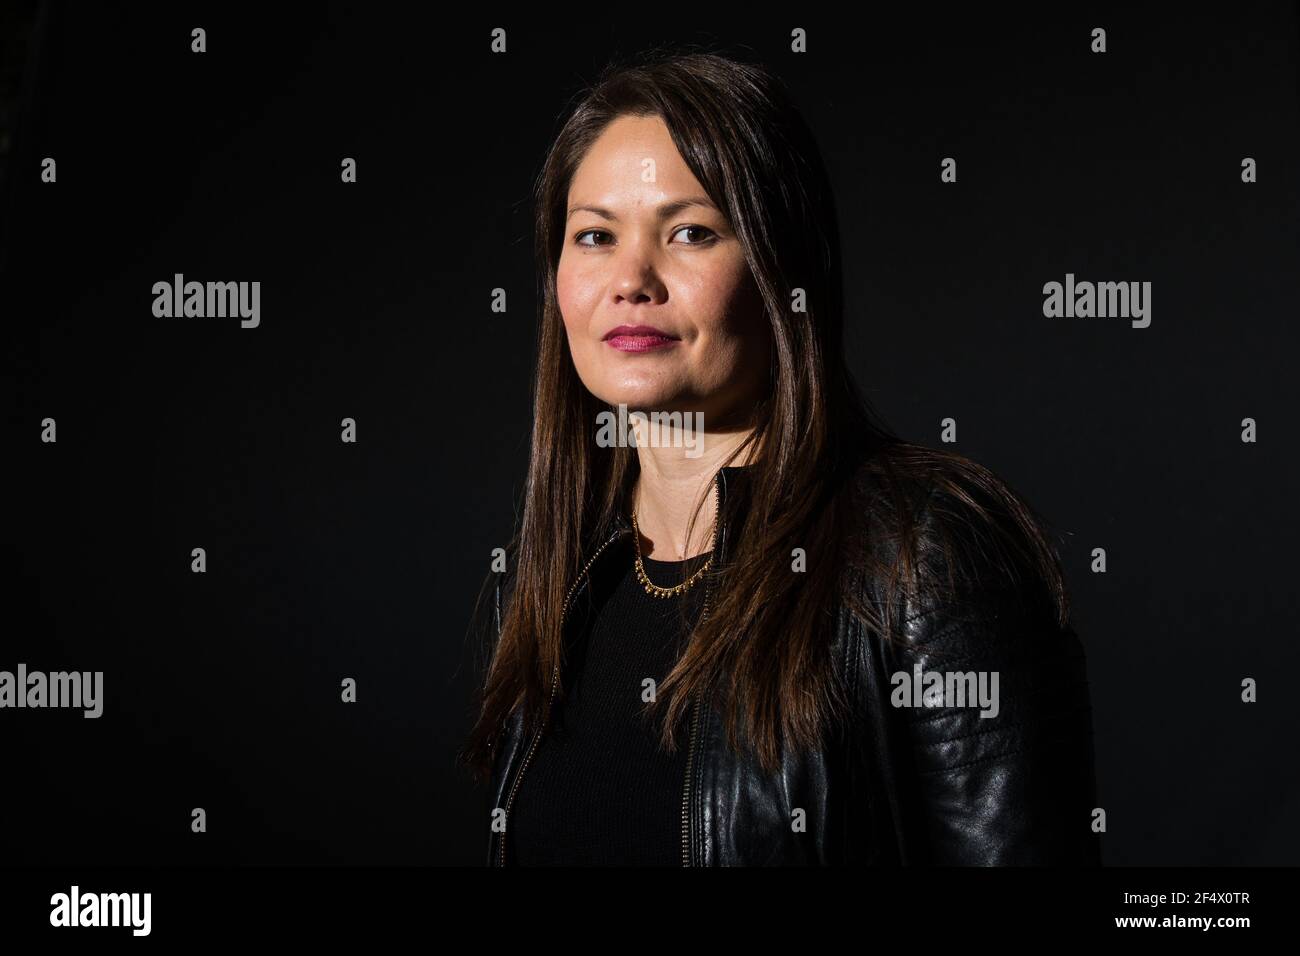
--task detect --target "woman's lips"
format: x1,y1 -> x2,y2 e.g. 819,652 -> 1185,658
603,325 -> 681,352
605,333 -> 679,352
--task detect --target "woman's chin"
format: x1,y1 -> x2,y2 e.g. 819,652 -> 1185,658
592,386 -> 687,412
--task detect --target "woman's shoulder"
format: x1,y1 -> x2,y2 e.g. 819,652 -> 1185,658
845,440 -> 1070,628
844,443 -> 1097,866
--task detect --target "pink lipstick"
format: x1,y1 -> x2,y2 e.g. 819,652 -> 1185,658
603,324 -> 681,352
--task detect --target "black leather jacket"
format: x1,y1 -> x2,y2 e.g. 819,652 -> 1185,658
483,461 -> 1100,866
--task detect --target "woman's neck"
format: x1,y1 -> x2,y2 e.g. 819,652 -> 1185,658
631,430 -> 757,560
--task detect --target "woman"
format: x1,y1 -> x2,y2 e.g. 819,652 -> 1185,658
460,48 -> 1099,866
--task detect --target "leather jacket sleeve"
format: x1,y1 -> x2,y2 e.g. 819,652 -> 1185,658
862,485 -> 1101,866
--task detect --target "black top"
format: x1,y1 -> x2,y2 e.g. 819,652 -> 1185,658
509,548 -> 712,865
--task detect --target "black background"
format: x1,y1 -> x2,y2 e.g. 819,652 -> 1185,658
2,4 -> 1297,866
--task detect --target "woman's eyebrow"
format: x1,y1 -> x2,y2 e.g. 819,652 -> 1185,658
566,196 -> 719,222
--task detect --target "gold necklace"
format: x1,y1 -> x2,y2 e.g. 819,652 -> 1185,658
631,508 -> 713,598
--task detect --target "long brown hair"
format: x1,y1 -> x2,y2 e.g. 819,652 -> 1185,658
460,46 -> 1071,779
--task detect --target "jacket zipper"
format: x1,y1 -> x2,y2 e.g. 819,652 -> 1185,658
681,475 -> 723,866
497,526 -> 625,866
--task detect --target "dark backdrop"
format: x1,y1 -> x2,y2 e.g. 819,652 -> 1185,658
2,4 -> 1297,866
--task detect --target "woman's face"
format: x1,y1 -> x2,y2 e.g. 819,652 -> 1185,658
557,114 -> 769,428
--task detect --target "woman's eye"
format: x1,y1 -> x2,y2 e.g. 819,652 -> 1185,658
575,230 -> 612,247
672,225 -> 717,245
